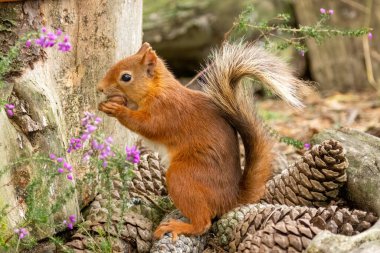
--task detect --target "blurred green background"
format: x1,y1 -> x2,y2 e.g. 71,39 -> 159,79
143,0 -> 380,94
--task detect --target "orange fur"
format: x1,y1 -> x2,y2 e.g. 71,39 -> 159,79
97,42 -> 303,240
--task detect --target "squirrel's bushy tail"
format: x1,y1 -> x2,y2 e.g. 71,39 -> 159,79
202,42 -> 306,204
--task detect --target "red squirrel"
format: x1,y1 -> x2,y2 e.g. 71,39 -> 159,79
97,42 -> 306,240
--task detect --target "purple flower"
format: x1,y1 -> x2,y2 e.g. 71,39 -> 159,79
69,215 -> 76,223
14,227 -> 28,239
105,136 -> 113,144
328,9 -> 334,15
58,41 -> 72,52
49,153 -> 56,160
63,162 -> 73,171
63,215 -> 76,230
126,146 -> 140,164
25,39 -> 32,48
6,110 -> 14,117
87,125 -> 97,133
320,8 -> 326,14
57,168 -> 64,173
304,143 -> 311,150
67,173 -> 73,180
68,137 -> 82,153
67,222 -> 74,230
26,27 -> 71,53
5,104 -> 15,110
4,104 -> 15,117
94,117 -> 102,124
368,32 -> 373,40
80,133 -> 89,142
57,157 -> 64,163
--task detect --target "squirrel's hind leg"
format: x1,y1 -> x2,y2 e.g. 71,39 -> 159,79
154,166 -> 214,240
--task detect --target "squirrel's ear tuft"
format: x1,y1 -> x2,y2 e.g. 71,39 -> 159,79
136,42 -> 151,55
141,48 -> 158,77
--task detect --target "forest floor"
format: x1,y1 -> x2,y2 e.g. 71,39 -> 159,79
259,91 -> 380,165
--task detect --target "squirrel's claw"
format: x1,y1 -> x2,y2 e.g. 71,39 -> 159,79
154,220 -> 181,242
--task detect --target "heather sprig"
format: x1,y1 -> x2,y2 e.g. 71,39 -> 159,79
1,27 -> 71,116
63,215 -> 76,230
26,27 -> 72,52
126,146 -> 141,164
4,104 -> 15,117
14,228 -> 28,239
230,6 -> 372,55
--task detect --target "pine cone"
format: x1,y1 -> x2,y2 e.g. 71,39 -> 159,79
66,208 -> 153,252
213,204 -> 378,253
262,139 -> 348,207
129,148 -> 167,199
65,233 -> 133,252
151,210 -> 208,253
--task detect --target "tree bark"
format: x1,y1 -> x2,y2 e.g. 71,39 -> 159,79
0,0 -> 142,238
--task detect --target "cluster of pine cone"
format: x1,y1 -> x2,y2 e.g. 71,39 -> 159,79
65,139 -> 378,253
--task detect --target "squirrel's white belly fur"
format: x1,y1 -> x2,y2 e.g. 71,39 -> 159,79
140,136 -> 170,168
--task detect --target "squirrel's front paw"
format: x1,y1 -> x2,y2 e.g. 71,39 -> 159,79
98,101 -> 126,117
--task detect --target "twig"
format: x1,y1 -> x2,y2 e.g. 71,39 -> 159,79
14,238 -> 20,253
184,64 -> 211,88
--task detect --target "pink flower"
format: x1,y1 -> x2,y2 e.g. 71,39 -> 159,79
328,9 -> 334,15
5,104 -> 15,110
6,110 -> 14,117
304,143 -> 311,150
25,40 -> 32,48
57,168 -> 64,173
57,157 -> 64,163
4,104 -> 15,117
126,146 -> 140,164
69,215 -> 76,223
56,29 -> 62,36
320,8 -> 326,14
368,32 -> 373,40
26,27 -> 71,53
14,227 -> 28,239
49,153 -> 56,160
64,162 -> 73,171
67,173 -> 73,180
67,222 -> 73,230
63,215 -> 76,230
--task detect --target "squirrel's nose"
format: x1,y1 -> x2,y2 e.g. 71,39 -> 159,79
96,81 -> 105,93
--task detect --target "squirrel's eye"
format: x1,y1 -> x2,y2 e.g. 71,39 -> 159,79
121,73 -> 132,82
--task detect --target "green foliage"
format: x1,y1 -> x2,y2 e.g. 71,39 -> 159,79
0,31 -> 37,112
0,129 -> 138,252
229,5 -> 371,54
